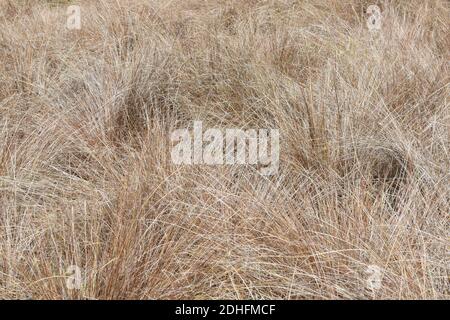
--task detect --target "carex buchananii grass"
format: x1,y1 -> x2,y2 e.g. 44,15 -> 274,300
0,0 -> 448,299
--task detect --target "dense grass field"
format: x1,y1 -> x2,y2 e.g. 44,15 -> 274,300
0,0 -> 448,299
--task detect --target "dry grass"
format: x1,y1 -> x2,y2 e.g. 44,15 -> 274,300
0,0 -> 448,300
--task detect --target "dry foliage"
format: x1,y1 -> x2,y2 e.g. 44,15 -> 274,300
0,0 -> 448,299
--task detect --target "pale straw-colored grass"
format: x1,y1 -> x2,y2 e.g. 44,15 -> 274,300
0,0 -> 448,299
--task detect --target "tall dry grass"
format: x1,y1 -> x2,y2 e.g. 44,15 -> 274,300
0,0 -> 448,299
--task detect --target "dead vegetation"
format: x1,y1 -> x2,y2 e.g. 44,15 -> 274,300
0,0 -> 448,299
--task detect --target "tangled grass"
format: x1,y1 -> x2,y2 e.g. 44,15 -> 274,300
0,0 -> 448,299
